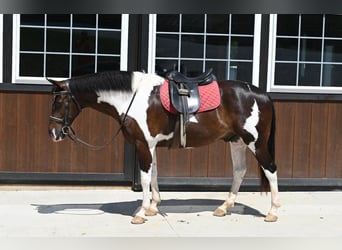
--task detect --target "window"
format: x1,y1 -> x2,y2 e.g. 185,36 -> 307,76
268,14 -> 342,93
148,14 -> 261,86
12,14 -> 129,84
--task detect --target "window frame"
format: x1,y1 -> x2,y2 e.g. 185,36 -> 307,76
148,14 -> 262,87
267,14 -> 342,94
11,14 -> 129,85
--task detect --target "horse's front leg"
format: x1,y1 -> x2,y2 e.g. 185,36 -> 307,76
131,147 -> 160,224
145,147 -> 161,216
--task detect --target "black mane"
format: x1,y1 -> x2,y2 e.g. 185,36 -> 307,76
69,71 -> 133,94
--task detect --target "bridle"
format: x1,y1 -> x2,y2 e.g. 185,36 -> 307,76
49,81 -> 137,150
49,81 -> 82,136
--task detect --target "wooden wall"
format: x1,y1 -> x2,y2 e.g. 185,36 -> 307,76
157,101 -> 342,179
0,92 -> 125,174
0,92 -> 341,182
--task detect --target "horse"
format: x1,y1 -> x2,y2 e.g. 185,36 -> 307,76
48,70 -> 280,224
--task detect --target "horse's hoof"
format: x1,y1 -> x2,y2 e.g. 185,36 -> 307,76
264,213 -> 278,222
131,216 -> 147,224
213,207 -> 227,217
145,208 -> 158,216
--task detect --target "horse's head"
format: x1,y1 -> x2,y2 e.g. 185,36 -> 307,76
48,79 -> 82,142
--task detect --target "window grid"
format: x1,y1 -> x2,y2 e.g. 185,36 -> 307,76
270,14 -> 342,93
14,14 -> 127,84
152,14 -> 258,83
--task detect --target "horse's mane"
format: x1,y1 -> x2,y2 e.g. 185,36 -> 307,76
69,71 -> 133,94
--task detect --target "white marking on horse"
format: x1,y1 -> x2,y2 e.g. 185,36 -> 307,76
243,100 -> 260,153
96,72 -> 171,146
189,115 -> 198,123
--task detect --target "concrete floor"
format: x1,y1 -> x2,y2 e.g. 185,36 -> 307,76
0,185 -> 341,238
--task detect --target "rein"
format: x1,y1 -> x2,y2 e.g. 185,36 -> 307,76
50,82 -> 137,150
66,91 -> 137,150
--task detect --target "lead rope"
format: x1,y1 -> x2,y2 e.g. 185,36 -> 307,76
66,91 -> 137,150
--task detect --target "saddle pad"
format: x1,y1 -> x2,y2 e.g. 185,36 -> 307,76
160,80 -> 220,114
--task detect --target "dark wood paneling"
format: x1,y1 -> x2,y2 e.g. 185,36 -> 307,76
157,101 -> 342,180
1,92 -> 341,183
326,103 -> 342,178
0,92 -> 125,174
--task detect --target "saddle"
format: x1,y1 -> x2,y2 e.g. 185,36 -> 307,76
165,69 -> 217,147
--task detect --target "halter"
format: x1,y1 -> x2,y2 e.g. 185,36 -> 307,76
50,81 -> 137,150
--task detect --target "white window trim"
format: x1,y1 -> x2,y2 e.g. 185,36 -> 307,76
12,14 -> 129,84
148,14 -> 261,87
267,14 -> 342,94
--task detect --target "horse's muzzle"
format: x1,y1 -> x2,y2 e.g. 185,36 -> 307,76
49,128 -> 66,142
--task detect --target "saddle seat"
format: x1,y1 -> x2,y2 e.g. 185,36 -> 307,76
166,68 -> 215,85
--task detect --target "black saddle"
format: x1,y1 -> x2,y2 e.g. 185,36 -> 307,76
165,69 -> 217,147
166,68 -> 216,85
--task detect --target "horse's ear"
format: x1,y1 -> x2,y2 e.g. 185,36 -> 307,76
47,78 -> 63,88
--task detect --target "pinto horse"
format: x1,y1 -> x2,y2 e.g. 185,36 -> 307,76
48,70 -> 280,224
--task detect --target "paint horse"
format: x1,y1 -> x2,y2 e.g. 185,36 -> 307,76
48,70 -> 280,224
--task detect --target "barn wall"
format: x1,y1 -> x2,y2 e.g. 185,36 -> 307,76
0,92 -> 341,184
157,101 -> 342,180
0,92 -> 125,175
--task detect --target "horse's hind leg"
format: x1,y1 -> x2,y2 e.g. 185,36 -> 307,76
253,143 -> 281,222
214,138 -> 247,217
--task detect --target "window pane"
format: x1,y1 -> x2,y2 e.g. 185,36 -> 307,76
97,56 -> 120,72
73,30 -> 96,54
21,14 -> 44,26
230,37 -> 253,60
46,54 -> 69,78
98,31 -> 121,54
72,55 -> 95,76
98,14 -> 121,29
20,28 -> 44,51
46,29 -> 70,52
274,63 -> 297,86
181,35 -> 204,58
324,40 -> 342,62
298,63 -> 321,86
277,14 -> 299,36
182,15 -> 204,33
231,15 -> 254,35
73,14 -> 96,28
156,34 -> 179,57
157,15 -> 179,32
20,54 -> 44,77
155,59 -> 179,76
206,36 -> 229,59
323,64 -> 342,87
300,39 -> 322,62
231,62 -> 252,82
47,14 -> 70,27
276,38 -> 298,61
207,15 -> 229,34
179,60 -> 203,76
325,15 -> 342,38
205,61 -> 228,80
301,14 -> 323,37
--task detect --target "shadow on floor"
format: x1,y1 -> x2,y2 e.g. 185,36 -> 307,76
32,199 -> 265,218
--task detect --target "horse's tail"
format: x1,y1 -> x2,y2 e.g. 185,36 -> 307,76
259,101 -> 276,193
